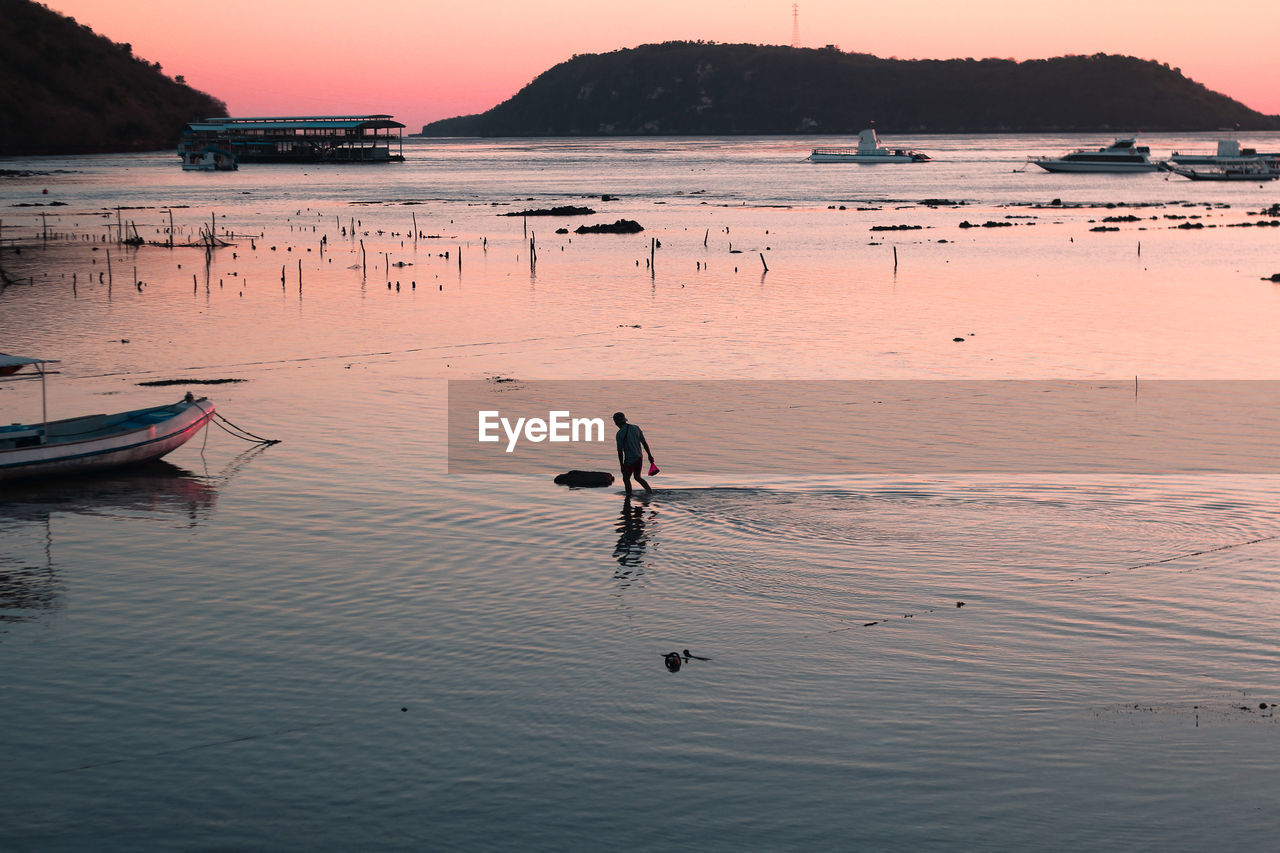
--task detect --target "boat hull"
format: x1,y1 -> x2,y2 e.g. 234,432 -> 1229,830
808,152 -> 929,163
1033,160 -> 1158,173
1166,168 -> 1279,181
0,398 -> 215,482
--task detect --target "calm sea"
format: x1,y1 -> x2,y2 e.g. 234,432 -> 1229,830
2,134 -> 1279,850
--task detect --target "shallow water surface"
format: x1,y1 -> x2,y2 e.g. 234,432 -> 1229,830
2,136 -> 1279,850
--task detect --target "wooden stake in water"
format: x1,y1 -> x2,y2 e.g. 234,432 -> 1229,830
360,239 -> 367,274
759,252 -> 768,273
893,245 -> 898,270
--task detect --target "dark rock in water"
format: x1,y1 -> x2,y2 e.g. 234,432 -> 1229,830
1266,273 -> 1280,282
502,206 -> 596,217
554,470 -> 615,487
575,219 -> 643,234
555,228 -> 569,234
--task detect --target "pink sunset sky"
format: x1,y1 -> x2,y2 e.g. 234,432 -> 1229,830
46,0 -> 1280,130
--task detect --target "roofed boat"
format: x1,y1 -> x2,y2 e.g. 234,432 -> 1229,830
178,115 -> 406,165
0,355 -> 215,482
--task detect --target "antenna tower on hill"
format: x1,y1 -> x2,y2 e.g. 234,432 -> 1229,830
791,3 -> 800,48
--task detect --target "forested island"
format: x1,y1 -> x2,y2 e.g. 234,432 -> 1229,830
422,42 -> 1280,137
0,0 -> 226,155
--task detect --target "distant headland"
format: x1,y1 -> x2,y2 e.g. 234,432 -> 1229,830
0,0 -> 226,155
420,42 -> 1280,137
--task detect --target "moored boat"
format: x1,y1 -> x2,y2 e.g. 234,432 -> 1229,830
1161,161 -> 1280,181
1169,139 -> 1280,171
1032,137 -> 1158,173
0,355 -> 215,482
180,143 -> 238,171
808,129 -> 931,163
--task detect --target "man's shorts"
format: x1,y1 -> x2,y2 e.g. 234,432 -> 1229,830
621,459 -> 642,477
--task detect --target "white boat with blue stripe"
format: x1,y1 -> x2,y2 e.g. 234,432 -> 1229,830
0,355 -> 215,482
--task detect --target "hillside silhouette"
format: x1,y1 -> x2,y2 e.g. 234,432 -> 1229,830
422,42 -> 1280,136
0,0 -> 226,155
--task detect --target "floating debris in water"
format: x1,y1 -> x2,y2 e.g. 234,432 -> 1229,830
137,378 -> 247,386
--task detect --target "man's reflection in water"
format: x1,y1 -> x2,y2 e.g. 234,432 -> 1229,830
613,496 -> 654,583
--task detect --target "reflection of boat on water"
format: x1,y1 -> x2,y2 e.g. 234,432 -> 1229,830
2,459 -> 219,519
1032,137 -> 1159,173
0,355 -> 215,482
1,460 -> 220,626
808,129 -> 931,163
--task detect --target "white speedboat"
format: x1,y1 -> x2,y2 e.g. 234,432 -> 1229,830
0,355 -> 215,482
809,129 -> 931,163
1032,137 -> 1158,173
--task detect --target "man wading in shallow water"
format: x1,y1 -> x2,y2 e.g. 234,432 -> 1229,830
613,412 -> 654,496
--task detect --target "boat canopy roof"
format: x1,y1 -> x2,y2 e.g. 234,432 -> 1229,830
188,115 -> 405,132
0,353 -> 59,368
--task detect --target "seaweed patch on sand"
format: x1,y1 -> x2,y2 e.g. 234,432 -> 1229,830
136,378 -> 247,387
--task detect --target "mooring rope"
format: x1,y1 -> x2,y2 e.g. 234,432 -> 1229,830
208,412 -> 280,445
190,399 -> 280,445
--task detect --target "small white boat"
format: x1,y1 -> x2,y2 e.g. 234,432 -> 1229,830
808,129 -> 931,163
0,355 -> 215,482
1032,137 -> 1158,173
180,144 -> 238,171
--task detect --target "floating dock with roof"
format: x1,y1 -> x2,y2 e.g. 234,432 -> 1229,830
178,115 -> 405,165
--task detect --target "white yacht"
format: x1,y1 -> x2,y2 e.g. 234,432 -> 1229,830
1032,137 -> 1158,173
808,129 -> 931,163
